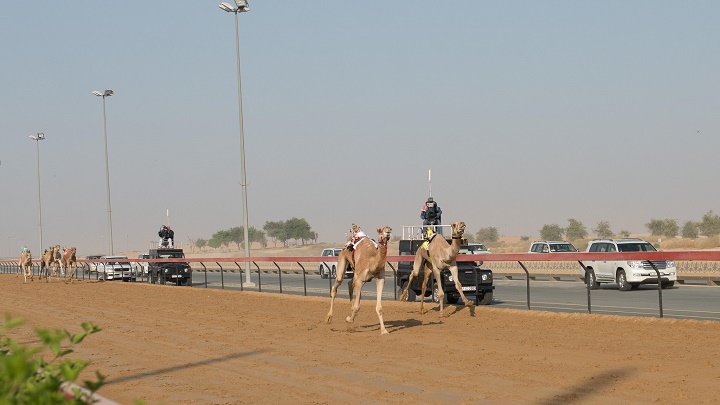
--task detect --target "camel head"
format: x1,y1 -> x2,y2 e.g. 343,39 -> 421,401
376,226 -> 392,246
450,222 -> 466,239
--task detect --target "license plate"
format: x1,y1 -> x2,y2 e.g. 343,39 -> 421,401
172,275 -> 181,278
461,286 -> 476,291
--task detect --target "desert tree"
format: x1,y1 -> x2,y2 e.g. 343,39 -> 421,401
540,224 -> 564,241
700,211 -> 720,237
565,218 -> 588,241
681,221 -> 699,239
593,221 -> 613,238
475,227 -> 499,243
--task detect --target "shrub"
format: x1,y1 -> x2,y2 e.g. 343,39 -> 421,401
1,314 -> 104,404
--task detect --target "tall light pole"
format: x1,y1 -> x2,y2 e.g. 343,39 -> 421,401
92,89 -> 115,255
219,0 -> 254,286
29,133 -> 45,254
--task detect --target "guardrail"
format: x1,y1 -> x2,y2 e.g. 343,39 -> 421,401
3,251 -> 720,319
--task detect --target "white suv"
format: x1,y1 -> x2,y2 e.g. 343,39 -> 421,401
528,241 -> 579,253
318,248 -> 342,279
582,238 -> 677,291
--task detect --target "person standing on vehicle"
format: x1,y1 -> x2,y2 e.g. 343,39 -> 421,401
421,197 -> 442,235
158,225 -> 174,248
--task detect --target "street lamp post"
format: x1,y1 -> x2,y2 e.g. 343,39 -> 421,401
29,133 -> 45,254
219,0 -> 254,287
92,89 -> 115,255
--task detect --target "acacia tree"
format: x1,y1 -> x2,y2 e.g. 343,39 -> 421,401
593,221 -> 613,238
645,219 -> 679,238
682,221 -> 699,239
540,224 -> 564,241
475,227 -> 499,243
565,219 -> 587,241
194,238 -> 208,252
700,211 -> 720,237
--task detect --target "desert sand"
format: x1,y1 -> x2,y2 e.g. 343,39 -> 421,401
1,275 -> 719,404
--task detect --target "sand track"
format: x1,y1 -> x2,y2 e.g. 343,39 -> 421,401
1,275 -> 719,404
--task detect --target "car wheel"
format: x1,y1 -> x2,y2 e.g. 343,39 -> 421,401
432,284 -> 445,303
585,269 -> 599,290
331,266 -> 336,279
401,281 -> 416,302
661,281 -> 675,289
319,265 -> 327,279
617,270 -> 632,291
446,295 -> 459,304
478,291 -> 493,305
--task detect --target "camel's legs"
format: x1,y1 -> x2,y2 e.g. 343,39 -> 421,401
375,277 -> 388,334
346,277 -> 365,323
400,253 -> 424,301
430,264 -> 446,316
447,263 -> 474,306
419,263 -> 434,315
325,254 -> 348,323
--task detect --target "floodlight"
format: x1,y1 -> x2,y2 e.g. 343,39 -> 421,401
219,2 -> 234,12
92,91 -> 103,96
235,0 -> 247,7
29,135 -> 36,140
104,90 -> 114,97
37,133 -> 45,140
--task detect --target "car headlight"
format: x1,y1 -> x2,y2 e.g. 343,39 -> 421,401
447,275 -> 454,282
481,274 -> 488,281
627,261 -> 644,269
666,260 -> 675,268
164,268 -> 169,273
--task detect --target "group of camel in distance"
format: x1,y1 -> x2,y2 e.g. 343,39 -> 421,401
17,245 -> 78,283
324,221 -> 473,334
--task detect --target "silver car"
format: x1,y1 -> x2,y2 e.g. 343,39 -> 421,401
97,255 -> 136,281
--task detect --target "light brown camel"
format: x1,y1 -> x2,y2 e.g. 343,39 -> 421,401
61,247 -> 78,281
400,221 -> 473,316
325,226 -> 392,335
18,250 -> 33,282
40,246 -> 60,281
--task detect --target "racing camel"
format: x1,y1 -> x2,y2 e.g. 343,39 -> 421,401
325,226 -> 392,335
61,247 -> 78,281
40,245 -> 60,281
18,250 -> 33,282
400,221 -> 472,317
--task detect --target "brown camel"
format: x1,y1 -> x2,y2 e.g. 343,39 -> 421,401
325,226 -> 392,335
41,246 -> 60,281
18,250 -> 33,282
400,221 -> 473,316
62,247 -> 78,281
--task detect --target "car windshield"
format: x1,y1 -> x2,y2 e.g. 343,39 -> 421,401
459,245 -> 487,254
549,243 -> 577,252
159,253 -> 184,258
618,243 -> 657,252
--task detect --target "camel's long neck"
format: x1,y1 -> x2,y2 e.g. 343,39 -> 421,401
449,236 -> 462,257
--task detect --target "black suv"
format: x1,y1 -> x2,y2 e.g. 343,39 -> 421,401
148,248 -> 192,286
396,239 -> 494,305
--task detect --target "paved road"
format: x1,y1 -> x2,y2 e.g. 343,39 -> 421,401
71,268 -> 720,321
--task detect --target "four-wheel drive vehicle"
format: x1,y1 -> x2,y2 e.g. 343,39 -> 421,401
148,248 -> 192,286
529,240 -> 579,253
318,248 -> 345,279
97,255 -> 136,281
132,253 -> 150,276
85,255 -> 103,273
581,238 -> 677,291
396,239 -> 494,305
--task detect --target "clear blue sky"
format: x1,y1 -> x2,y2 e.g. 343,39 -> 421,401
1,1 -> 719,256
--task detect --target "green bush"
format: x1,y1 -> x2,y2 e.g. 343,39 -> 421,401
1,314 -> 104,404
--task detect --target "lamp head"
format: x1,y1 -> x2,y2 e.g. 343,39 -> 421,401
37,133 -> 45,140
219,2 -> 234,12
103,90 -> 113,97
235,0 -> 249,10
92,91 -> 103,96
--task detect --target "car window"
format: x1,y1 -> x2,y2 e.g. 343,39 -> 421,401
550,243 -> 576,252
618,243 -> 656,252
